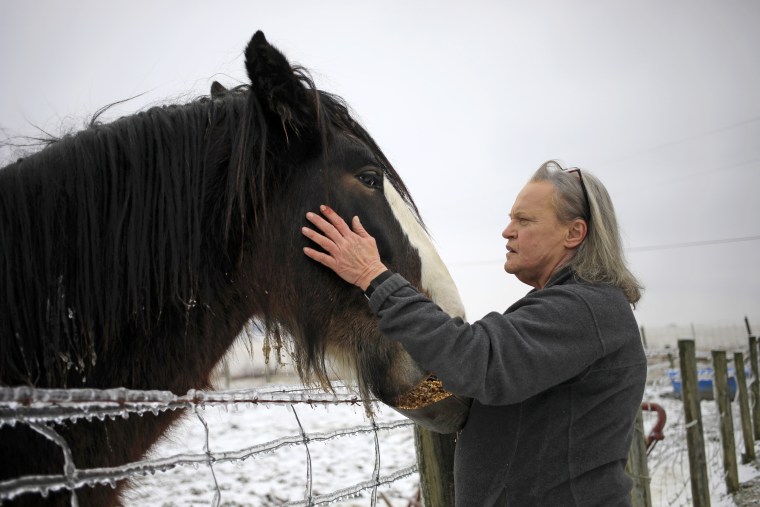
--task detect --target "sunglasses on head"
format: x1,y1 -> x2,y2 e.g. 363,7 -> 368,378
562,167 -> 591,224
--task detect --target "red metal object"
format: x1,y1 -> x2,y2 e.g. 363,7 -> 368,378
640,402 -> 667,454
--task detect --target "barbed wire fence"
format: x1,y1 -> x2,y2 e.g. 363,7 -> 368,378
0,384 -> 420,506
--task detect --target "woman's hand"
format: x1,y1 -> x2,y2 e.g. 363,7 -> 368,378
302,205 -> 388,291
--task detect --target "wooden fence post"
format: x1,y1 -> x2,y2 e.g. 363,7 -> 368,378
626,408 -> 652,507
679,339 -> 711,506
415,427 -> 456,506
734,351 -> 755,463
749,336 -> 760,440
712,350 -> 739,493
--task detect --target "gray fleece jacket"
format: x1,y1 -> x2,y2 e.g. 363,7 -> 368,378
368,267 -> 646,507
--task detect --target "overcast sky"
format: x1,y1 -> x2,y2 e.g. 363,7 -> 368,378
2,1 -> 759,331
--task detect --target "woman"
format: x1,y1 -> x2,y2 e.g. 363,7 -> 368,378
302,160 -> 646,506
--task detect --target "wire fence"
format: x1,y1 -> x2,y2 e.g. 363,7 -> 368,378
0,384 -> 419,506
6,350 -> 760,506
643,351 -> 760,506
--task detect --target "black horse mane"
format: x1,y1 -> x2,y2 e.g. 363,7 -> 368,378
0,66 -> 421,388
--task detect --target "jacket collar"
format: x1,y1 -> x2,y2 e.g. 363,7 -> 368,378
546,265 -> 574,288
527,265 -> 574,295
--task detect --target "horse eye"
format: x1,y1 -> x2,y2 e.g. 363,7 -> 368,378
357,171 -> 382,189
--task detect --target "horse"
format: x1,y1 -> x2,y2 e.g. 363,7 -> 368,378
0,31 -> 465,506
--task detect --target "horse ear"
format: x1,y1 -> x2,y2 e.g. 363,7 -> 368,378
210,81 -> 227,97
244,31 -> 313,126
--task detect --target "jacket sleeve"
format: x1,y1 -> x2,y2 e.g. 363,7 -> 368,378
368,273 -> 624,405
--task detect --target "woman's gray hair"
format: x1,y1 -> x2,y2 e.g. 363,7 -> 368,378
531,160 -> 643,306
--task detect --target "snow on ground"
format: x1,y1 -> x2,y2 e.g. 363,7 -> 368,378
642,354 -> 760,507
118,353 -> 760,506
123,380 -> 420,507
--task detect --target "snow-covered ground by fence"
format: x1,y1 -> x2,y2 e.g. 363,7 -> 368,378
134,354 -> 760,507
123,381 -> 419,506
641,354 -> 760,507
6,336 -> 760,506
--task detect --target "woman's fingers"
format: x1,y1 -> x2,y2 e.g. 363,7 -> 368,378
351,216 -> 369,237
305,211 -> 342,242
304,206 -> 363,251
304,206 -> 352,240
302,244 -> 335,269
319,205 -> 353,237
302,205 -> 386,289
301,224 -> 336,253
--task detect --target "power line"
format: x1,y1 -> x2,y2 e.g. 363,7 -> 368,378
450,234 -> 760,267
627,235 -> 760,253
597,116 -> 760,168
622,156 -> 760,194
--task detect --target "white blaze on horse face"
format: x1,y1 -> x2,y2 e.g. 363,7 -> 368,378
383,183 -> 466,320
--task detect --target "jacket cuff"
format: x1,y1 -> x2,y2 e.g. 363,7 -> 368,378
363,270 -> 395,300
367,273 -> 410,313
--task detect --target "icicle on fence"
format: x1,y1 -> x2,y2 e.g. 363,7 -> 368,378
0,384 -> 420,506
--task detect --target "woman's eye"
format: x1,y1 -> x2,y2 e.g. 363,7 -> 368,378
357,172 -> 382,189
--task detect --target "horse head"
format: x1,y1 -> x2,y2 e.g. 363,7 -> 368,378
0,29 -> 468,506
231,32 -> 467,421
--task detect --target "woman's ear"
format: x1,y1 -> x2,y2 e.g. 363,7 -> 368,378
565,219 -> 587,249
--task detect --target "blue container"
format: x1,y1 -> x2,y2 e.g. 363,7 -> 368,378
668,368 -> 739,401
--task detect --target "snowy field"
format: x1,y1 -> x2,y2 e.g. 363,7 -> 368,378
5,344 -> 760,506
639,355 -> 760,507
118,356 -> 760,507
122,382 -> 421,507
